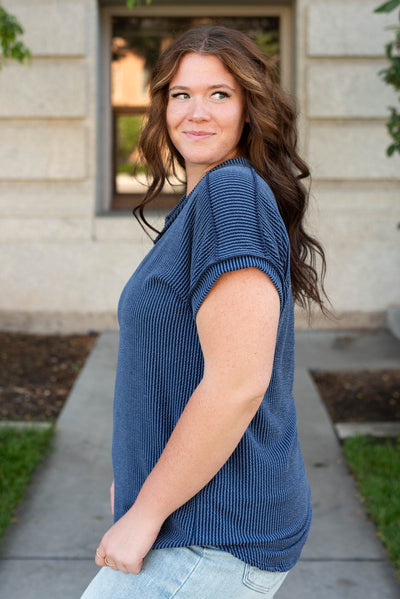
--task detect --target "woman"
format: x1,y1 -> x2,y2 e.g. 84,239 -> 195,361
81,25 -> 326,599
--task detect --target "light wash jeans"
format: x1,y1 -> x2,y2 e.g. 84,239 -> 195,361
80,545 -> 289,599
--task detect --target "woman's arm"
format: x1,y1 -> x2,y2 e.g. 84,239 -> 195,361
95,267 -> 280,574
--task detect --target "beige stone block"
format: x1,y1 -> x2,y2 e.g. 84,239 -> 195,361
304,182 -> 400,313
308,123 -> 400,180
307,62 -> 398,118
307,0 -> 395,56
0,240 -> 144,312
318,207 -> 399,244
314,207 -> 400,312
307,182 -> 400,224
0,122 -> 87,180
94,213 -> 166,243
1,0 -> 86,56
0,217 -> 92,240
323,239 -> 399,312
0,59 -> 87,118
0,181 -> 94,216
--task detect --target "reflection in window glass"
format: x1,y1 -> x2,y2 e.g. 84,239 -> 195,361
112,16 -> 280,206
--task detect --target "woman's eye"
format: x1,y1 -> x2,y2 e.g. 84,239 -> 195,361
212,91 -> 230,100
170,92 -> 190,100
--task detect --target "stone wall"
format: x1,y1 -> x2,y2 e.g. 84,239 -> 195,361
0,0 -> 399,332
295,0 -> 400,328
0,0 -> 142,332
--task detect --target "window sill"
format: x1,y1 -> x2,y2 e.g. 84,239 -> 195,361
112,192 -> 181,211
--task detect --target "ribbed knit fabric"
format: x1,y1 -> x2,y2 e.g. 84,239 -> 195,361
112,157 -> 312,572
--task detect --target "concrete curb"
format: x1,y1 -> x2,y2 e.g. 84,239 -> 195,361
335,422 -> 400,440
0,421 -> 53,431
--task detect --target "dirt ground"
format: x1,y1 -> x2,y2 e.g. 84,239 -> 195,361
0,332 -> 98,421
312,369 -> 400,423
0,332 -> 399,423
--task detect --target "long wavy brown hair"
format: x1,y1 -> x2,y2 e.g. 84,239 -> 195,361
134,25 -> 327,313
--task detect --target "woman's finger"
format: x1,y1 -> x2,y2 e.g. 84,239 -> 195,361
95,546 -> 106,567
104,556 -> 118,570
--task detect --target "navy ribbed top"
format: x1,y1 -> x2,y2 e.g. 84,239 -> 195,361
112,157 -> 312,572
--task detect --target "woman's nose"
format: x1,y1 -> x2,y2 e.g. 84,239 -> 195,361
188,97 -> 210,121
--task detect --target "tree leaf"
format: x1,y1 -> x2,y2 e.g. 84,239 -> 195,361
374,0 -> 400,13
0,5 -> 31,69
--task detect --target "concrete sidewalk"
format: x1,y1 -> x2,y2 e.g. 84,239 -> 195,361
0,329 -> 399,598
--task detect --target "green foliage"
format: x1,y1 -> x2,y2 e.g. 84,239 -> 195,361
344,435 -> 400,577
375,0 -> 400,13
0,426 -> 54,539
0,4 -> 31,70
117,114 -> 145,174
127,0 -> 152,8
255,31 -> 280,60
386,107 -> 400,155
118,115 -> 143,158
375,1 -> 400,156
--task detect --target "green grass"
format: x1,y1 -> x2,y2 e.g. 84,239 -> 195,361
343,434 -> 400,578
0,425 -> 54,540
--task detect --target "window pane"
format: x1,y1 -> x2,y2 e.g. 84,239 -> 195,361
115,114 -> 145,194
111,16 -> 280,203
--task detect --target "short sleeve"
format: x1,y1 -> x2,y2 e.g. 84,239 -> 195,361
189,165 -> 290,318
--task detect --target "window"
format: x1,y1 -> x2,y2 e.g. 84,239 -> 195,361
100,7 -> 291,212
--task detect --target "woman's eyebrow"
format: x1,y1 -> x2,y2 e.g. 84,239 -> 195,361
169,83 -> 237,92
209,84 -> 236,92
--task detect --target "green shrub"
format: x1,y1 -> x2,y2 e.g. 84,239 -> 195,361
0,426 -> 54,540
344,434 -> 400,577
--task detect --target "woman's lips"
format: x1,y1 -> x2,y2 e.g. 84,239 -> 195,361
183,131 -> 215,139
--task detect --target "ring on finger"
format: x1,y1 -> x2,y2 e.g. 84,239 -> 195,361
105,556 -> 116,568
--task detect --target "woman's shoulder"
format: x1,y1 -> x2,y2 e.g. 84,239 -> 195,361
202,159 -> 278,218
206,158 -> 254,184
205,159 -> 274,201
204,161 -> 289,249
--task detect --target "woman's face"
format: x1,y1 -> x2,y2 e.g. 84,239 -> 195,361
166,53 -> 246,186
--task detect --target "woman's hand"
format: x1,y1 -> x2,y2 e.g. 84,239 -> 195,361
95,502 -> 163,574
